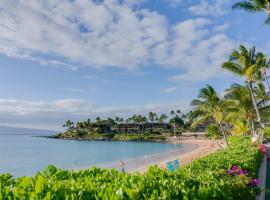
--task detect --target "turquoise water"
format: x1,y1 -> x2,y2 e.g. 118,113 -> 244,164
0,134 -> 190,177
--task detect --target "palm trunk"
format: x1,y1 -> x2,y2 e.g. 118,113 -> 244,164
247,81 -> 264,128
173,117 -> 176,134
218,123 -> 229,147
246,119 -> 253,136
216,139 -> 223,149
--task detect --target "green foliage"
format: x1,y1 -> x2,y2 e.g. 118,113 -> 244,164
0,137 -> 262,199
113,134 -> 166,142
206,124 -> 221,139
263,127 -> 270,139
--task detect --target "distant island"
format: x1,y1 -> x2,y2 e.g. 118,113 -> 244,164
0,125 -> 57,136
51,111 -> 206,142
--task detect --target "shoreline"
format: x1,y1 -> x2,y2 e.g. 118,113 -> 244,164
87,139 -> 224,173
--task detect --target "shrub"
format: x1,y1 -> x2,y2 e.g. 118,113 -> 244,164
263,127 -> 270,139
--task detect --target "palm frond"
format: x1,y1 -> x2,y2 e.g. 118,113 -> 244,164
239,45 -> 249,55
191,115 -> 211,128
190,99 -> 203,106
245,64 -> 258,79
232,1 -> 264,12
222,62 -> 243,76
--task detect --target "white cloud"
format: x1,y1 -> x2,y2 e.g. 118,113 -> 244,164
155,19 -> 235,81
213,23 -> 229,32
65,86 -> 97,93
161,86 -> 177,93
0,0 -> 235,81
0,98 -> 190,130
189,0 -> 230,16
161,0 -> 183,7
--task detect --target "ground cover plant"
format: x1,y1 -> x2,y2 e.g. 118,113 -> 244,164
0,137 -> 263,200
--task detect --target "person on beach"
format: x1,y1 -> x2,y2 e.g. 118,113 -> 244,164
120,160 -> 125,172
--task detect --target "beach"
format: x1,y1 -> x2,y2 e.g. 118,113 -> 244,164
96,139 -> 224,173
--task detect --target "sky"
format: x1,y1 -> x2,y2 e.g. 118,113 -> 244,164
0,0 -> 270,130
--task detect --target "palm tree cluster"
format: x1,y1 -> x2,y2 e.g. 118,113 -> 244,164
191,45 -> 270,145
62,111 -> 189,135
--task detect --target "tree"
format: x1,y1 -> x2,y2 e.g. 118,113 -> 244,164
170,110 -> 176,133
254,82 -> 270,107
114,116 -> 120,124
95,117 -> 101,123
233,0 -> 270,24
256,52 -> 270,90
169,115 -> 184,127
62,120 -> 74,131
191,85 -> 230,146
222,45 -> 264,128
225,84 -> 256,136
159,114 -> 168,123
148,112 -> 157,122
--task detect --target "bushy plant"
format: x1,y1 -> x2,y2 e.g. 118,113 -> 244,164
263,127 -> 270,139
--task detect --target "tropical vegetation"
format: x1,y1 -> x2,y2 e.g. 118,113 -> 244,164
1,2 -> 270,200
190,45 -> 270,144
0,137 -> 263,200
54,111 -> 191,141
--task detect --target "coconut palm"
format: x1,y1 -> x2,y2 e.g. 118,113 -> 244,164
191,85 -> 230,146
233,0 -> 270,24
62,120 -> 74,131
159,114 -> 168,124
114,116 -> 120,124
222,45 -> 264,128
254,82 -> 270,106
256,52 -> 270,90
225,84 -> 257,136
170,110 -> 181,133
148,112 -> 157,122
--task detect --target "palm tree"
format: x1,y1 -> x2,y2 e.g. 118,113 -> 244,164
114,116 -> 120,124
170,111 -> 176,133
62,120 -> 74,131
191,85 -> 230,146
256,52 -> 270,91
233,0 -> 270,24
148,112 -> 157,123
159,114 -> 168,123
95,117 -> 101,123
254,82 -> 270,107
225,84 -> 257,136
222,45 -> 264,128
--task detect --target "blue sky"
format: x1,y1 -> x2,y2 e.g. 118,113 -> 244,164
0,0 -> 269,130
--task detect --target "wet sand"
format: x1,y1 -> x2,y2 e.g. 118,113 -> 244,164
95,139 -> 223,173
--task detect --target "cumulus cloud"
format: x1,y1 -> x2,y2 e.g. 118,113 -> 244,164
0,98 -> 190,130
189,0 -> 230,16
155,19 -> 235,80
0,0 -> 236,81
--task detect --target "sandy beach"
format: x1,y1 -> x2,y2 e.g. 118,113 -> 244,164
95,138 -> 224,173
